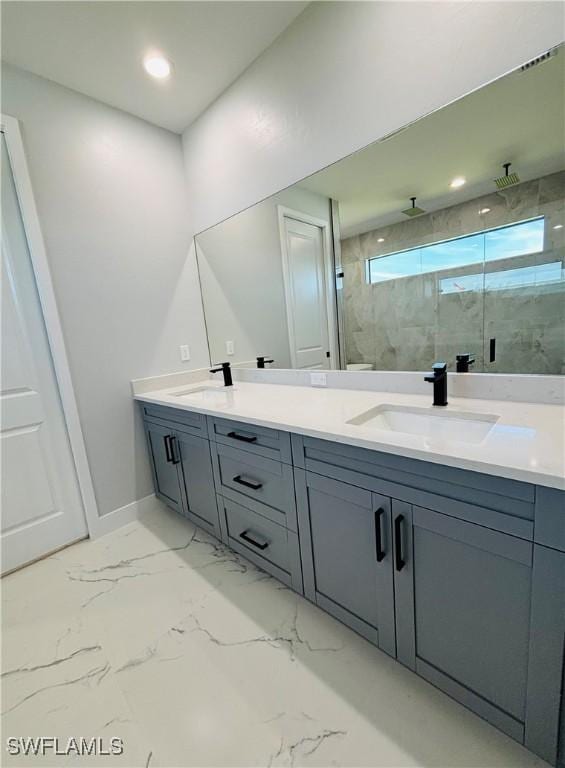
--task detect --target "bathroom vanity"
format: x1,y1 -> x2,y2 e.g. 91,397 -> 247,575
136,380 -> 565,766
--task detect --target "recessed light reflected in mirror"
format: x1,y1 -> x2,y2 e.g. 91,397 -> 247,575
553,224 -> 563,230
480,207 -> 491,214
450,176 -> 466,189
143,55 -> 171,79
377,237 -> 385,243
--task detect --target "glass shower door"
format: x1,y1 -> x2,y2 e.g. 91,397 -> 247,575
481,217 -> 564,375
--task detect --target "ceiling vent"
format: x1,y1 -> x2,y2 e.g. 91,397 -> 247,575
520,49 -> 555,72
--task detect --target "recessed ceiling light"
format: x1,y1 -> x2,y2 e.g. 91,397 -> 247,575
480,207 -> 491,214
377,237 -> 385,243
553,224 -> 563,230
143,55 -> 171,79
450,176 -> 466,189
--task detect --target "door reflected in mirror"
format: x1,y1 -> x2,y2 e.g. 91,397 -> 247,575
195,44 -> 564,375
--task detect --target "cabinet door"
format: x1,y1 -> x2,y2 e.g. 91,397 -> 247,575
295,469 -> 395,656
394,504 -> 533,743
144,421 -> 182,513
525,544 -> 565,765
176,430 -> 220,538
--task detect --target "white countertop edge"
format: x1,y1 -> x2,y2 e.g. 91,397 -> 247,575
135,387 -> 565,492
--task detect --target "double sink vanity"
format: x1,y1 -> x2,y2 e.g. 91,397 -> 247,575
134,371 -> 565,766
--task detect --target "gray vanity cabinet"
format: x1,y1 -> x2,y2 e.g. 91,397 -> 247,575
141,406 -> 564,765
295,469 -> 396,657
144,420 -> 183,514
175,430 -> 220,538
524,543 -> 565,765
143,414 -> 220,537
394,504 -> 534,743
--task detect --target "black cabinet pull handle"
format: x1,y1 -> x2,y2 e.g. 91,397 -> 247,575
239,530 -> 269,550
375,508 -> 385,562
233,475 -> 263,490
227,431 -> 257,444
170,435 -> 180,465
163,435 -> 173,463
394,514 -> 405,571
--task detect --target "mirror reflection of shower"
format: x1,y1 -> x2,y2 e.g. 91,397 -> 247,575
194,44 -> 564,375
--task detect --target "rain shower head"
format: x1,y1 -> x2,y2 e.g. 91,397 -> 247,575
494,162 -> 520,189
402,197 -> 426,217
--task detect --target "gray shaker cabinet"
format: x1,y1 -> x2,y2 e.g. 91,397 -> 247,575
144,420 -> 183,514
525,543 -> 565,765
175,430 -> 220,538
295,469 -> 396,657
144,418 -> 219,537
394,504 -> 534,743
141,405 -> 564,765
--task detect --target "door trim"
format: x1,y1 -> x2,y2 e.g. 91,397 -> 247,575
1,113 -> 100,538
277,205 -> 338,370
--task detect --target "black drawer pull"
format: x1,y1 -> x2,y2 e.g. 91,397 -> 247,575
375,508 -> 385,562
163,435 -> 173,463
239,529 -> 269,550
394,514 -> 405,572
227,431 -> 257,444
233,474 -> 263,490
170,435 -> 180,465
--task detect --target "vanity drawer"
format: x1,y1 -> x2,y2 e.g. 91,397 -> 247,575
219,496 -> 302,591
141,403 -> 206,437
212,442 -> 297,530
209,417 -> 292,463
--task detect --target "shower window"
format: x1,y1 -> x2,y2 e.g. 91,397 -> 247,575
366,217 -> 545,285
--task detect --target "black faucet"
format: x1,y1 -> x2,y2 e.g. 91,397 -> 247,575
256,356 -> 274,369
210,361 -> 233,387
424,362 -> 448,406
456,353 -> 475,373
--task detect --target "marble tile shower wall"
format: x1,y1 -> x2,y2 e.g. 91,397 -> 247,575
341,171 -> 565,374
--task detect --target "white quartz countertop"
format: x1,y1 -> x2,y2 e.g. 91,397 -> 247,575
135,381 -> 565,491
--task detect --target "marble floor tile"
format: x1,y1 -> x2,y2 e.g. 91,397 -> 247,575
2,505 -> 550,767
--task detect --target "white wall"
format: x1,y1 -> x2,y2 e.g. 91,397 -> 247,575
182,1 -> 564,234
196,186 -> 331,368
1,64 -> 209,522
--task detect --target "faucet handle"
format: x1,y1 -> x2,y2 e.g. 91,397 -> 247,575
256,356 -> 274,369
210,361 -> 231,373
424,362 -> 447,382
456,354 -> 475,372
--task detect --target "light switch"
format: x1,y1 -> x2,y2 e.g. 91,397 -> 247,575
180,345 -> 190,362
226,340 -> 235,356
310,371 -> 327,387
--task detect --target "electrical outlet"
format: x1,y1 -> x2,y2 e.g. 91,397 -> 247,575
310,371 -> 327,387
179,345 -> 190,362
226,340 -> 235,356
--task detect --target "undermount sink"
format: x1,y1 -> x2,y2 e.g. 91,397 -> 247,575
172,385 -> 234,401
347,404 -> 499,444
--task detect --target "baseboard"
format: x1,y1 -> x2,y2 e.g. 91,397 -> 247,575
90,493 -> 166,539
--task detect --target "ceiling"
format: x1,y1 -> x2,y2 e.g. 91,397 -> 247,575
1,1 -> 308,133
300,47 -> 565,237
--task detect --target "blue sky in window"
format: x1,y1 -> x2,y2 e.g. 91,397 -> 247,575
368,217 -> 545,284
441,261 -> 563,294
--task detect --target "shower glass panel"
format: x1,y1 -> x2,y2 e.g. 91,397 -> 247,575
359,216 -> 562,374
483,215 -> 564,374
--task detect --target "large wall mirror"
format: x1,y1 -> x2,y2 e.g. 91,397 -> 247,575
195,45 -> 564,374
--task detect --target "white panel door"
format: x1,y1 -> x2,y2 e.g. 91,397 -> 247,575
1,133 -> 87,573
282,217 -> 331,370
